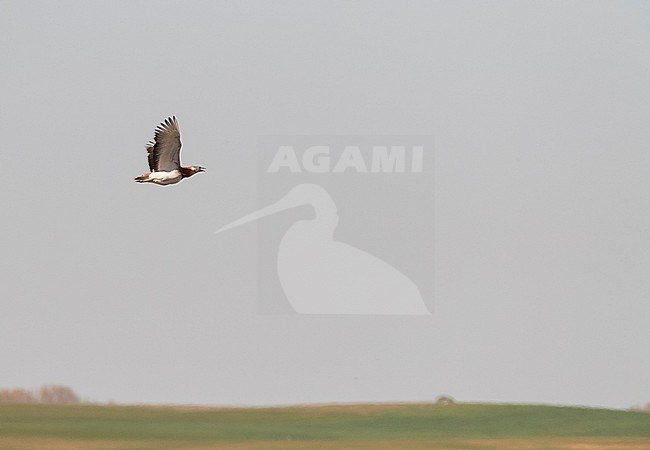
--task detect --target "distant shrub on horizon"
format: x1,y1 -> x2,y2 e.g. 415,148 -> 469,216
629,403 -> 650,413
0,385 -> 80,405
0,388 -> 36,404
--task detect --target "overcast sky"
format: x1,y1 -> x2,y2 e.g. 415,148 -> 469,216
1,0 -> 648,409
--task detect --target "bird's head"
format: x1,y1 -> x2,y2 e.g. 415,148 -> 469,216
180,165 -> 206,179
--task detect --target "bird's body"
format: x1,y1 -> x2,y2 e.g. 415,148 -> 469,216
140,169 -> 183,185
134,116 -> 205,185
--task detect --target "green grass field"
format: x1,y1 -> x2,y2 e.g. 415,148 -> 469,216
0,402 -> 648,449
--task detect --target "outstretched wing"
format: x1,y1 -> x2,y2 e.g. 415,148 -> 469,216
146,116 -> 182,172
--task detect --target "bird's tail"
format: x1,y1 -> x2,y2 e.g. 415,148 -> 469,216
134,173 -> 151,183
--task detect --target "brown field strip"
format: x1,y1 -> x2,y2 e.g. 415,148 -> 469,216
0,437 -> 649,450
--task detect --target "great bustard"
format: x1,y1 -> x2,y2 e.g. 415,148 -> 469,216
134,116 -> 206,185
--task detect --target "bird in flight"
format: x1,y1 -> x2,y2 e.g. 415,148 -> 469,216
134,116 -> 206,185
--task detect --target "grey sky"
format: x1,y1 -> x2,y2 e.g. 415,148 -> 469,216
1,1 -> 648,408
